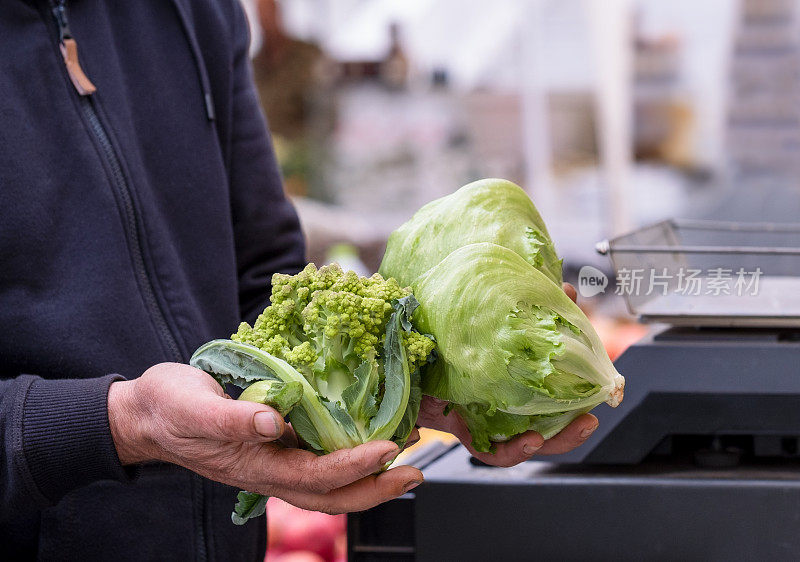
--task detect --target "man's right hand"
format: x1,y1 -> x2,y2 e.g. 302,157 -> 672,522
107,363 -> 423,514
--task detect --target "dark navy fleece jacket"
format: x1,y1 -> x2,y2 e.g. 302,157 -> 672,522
0,0 -> 306,559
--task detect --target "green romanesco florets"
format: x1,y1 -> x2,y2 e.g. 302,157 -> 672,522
403,331 -> 436,372
231,263 -> 431,376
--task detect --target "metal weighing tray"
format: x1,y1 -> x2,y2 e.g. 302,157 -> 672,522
596,219 -> 800,327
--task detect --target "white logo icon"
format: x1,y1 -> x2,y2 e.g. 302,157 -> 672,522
578,265 -> 608,298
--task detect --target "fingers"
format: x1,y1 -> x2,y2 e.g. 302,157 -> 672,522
263,440 -> 400,494
278,424 -> 300,448
275,465 -> 424,515
535,414 -> 599,455
442,406 -> 597,465
418,399 -> 545,467
467,431 -> 545,467
431,407 -> 542,468
403,427 -> 421,450
416,396 -> 452,432
471,415 -> 599,462
563,282 -> 578,303
197,395 -> 287,442
417,394 -> 598,464
463,413 -> 599,464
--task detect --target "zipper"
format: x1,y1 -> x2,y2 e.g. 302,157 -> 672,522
49,2 -> 208,559
48,0 -> 183,363
193,476 -> 209,562
78,99 -> 184,362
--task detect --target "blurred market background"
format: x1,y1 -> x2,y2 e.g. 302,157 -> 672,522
242,0 -> 800,559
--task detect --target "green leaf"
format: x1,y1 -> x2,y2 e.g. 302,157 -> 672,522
385,296 -> 427,445
323,399 -> 364,442
238,380 -> 303,417
231,491 -> 268,525
396,294 -> 419,331
341,361 -> 379,422
190,340 -> 281,390
390,295 -> 426,445
392,367 -> 421,447
367,299 -> 412,440
526,408 -> 591,440
190,340 -> 360,452
455,403 -> 595,453
455,405 -> 533,453
286,407 -> 325,453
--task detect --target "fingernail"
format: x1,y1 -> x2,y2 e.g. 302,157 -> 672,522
581,424 -> 599,439
403,480 -> 423,493
379,447 -> 400,466
523,443 -> 542,456
254,411 -> 281,438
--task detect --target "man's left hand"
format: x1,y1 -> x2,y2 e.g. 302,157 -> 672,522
416,398 -> 598,467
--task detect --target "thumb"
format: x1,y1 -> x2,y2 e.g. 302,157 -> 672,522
199,395 -> 286,442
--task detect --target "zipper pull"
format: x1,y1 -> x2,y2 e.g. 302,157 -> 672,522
51,0 -> 96,96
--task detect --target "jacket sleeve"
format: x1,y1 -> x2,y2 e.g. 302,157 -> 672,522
0,374 -> 133,515
226,2 -> 307,325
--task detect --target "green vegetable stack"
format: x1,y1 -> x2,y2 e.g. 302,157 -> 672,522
192,177 -> 624,524
190,264 -> 435,524
380,178 -> 625,453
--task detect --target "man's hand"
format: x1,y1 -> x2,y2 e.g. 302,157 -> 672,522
416,282 -> 599,467
417,397 -> 598,467
107,363 -> 423,514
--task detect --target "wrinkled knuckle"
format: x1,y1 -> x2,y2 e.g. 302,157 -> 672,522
210,407 -> 239,440
140,364 -> 162,380
300,466 -> 332,494
144,362 -> 177,381
214,463 -> 242,486
206,445 -> 244,477
358,447 -> 378,471
280,464 -> 306,490
310,472 -> 334,494
321,453 -> 351,484
340,448 -> 368,476
224,449 -> 251,478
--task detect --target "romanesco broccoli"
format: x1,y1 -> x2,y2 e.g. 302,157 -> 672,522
232,263 -> 434,408
192,262 -> 436,486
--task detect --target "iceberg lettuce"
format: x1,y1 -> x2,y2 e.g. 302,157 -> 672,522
380,180 -> 624,452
